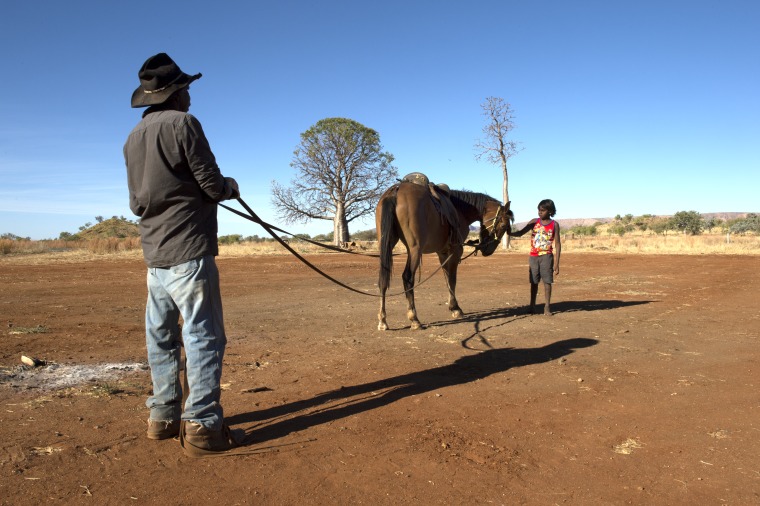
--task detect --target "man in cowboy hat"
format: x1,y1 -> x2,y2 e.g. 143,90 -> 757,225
124,53 -> 240,457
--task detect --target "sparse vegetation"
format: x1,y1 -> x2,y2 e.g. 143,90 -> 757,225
75,217 -> 139,239
728,213 -> 760,234
670,210 -> 704,235
2,214 -> 757,261
1,233 -> 31,241
91,382 -> 124,397
508,211 -> 758,255
595,211 -> 760,238
567,225 -> 598,236
219,234 -> 243,245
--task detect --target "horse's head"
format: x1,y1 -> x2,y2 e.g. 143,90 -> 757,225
478,201 -> 514,256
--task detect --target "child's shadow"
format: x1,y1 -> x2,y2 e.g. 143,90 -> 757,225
228,337 -> 598,445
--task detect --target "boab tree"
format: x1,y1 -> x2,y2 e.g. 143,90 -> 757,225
474,97 -> 521,249
272,118 -> 398,246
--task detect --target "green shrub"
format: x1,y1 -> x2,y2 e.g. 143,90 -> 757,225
218,234 -> 242,245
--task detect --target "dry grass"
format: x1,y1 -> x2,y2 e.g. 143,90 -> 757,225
85,237 -> 142,254
219,240 -> 379,257
0,233 -> 757,265
8,325 -> 48,335
0,238 -> 143,265
508,232 -> 760,255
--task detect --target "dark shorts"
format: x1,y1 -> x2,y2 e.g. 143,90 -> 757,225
529,254 -> 554,284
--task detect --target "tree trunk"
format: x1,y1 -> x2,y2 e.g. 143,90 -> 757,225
333,202 -> 350,246
501,156 -> 511,250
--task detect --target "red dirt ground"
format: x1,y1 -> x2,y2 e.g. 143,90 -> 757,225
1,252 -> 758,504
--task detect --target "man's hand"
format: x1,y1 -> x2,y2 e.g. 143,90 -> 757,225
225,177 -> 240,200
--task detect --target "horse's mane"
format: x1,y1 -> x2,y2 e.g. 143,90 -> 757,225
447,189 -> 499,215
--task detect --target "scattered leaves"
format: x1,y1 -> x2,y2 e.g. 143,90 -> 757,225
613,438 -> 643,455
9,325 -> 48,335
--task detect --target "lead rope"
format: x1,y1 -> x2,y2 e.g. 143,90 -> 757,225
221,198 -> 467,298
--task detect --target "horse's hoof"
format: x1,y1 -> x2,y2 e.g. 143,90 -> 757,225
451,309 -> 463,319
411,321 -> 422,330
378,322 -> 388,331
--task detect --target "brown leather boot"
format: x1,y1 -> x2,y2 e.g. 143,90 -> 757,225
180,421 -> 239,457
146,419 -> 180,440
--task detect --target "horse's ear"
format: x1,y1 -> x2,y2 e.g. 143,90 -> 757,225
505,200 -> 511,208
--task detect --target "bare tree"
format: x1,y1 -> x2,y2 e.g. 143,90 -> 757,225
272,117 -> 398,245
474,97 -> 521,249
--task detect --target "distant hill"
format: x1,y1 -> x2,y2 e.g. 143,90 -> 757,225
514,212 -> 752,230
700,212 -> 753,221
76,218 -> 140,239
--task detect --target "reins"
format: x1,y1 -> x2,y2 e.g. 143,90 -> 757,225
218,201 -> 380,257
220,198 -> 382,297
220,198 -> 493,298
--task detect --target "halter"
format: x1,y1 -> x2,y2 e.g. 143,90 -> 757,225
482,205 -> 505,238
467,204 -> 508,254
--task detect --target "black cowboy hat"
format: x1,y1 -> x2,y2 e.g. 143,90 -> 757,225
130,53 -> 202,108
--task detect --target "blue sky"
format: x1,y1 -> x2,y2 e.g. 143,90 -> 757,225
1,0 -> 758,240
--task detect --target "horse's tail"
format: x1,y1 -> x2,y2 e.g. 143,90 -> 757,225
378,190 -> 398,293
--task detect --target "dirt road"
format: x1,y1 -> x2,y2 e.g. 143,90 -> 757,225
1,252 -> 758,504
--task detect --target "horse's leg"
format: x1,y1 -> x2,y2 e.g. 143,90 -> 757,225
378,246 -> 396,331
376,191 -> 398,331
378,284 -> 389,331
403,249 -> 423,330
438,249 -> 464,319
378,236 -> 404,330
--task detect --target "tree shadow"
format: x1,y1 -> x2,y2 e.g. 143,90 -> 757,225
227,337 -> 598,445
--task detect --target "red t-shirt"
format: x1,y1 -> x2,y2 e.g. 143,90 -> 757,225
530,220 -> 555,257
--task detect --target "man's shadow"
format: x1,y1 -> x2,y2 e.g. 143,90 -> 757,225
228,337 -> 598,445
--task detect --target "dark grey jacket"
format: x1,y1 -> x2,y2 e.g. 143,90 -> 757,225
124,109 -> 235,267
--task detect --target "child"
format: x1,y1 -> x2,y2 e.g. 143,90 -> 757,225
509,199 -> 562,315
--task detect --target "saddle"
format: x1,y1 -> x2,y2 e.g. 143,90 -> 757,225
400,173 -> 461,244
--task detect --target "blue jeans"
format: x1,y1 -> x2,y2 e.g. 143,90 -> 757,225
145,255 -> 226,430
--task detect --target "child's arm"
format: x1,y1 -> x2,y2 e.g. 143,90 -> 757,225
553,222 -> 561,274
508,218 -> 537,237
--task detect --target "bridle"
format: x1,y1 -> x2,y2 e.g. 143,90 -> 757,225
478,204 -> 511,250
483,205 -> 504,236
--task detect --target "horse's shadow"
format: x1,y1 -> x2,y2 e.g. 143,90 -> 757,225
420,299 -> 654,330
228,337 -> 598,445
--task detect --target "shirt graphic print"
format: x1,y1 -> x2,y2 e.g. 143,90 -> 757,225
530,220 -> 555,256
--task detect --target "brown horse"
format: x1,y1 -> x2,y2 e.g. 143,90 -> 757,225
376,182 -> 513,330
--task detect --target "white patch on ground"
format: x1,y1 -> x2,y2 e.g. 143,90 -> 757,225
0,362 -> 148,390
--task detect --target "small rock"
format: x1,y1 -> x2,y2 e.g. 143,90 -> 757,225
21,355 -> 44,367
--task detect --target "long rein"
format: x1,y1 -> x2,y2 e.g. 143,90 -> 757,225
220,198 -> 491,298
